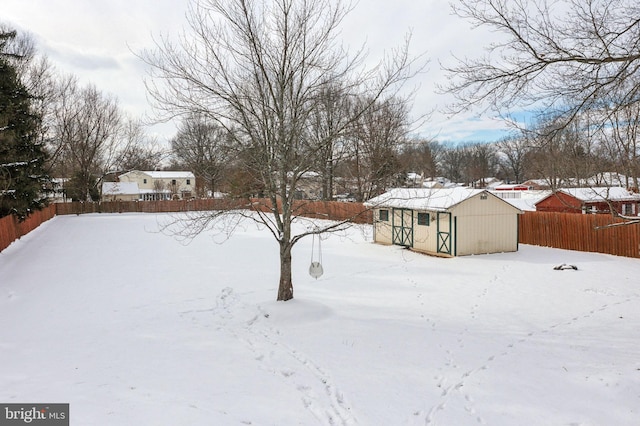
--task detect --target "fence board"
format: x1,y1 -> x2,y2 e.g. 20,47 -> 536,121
0,204 -> 56,252
519,211 -> 640,258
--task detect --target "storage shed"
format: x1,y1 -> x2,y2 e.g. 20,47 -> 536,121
365,188 -> 523,257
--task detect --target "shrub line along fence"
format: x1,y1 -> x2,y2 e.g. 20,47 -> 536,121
2,201 -> 640,259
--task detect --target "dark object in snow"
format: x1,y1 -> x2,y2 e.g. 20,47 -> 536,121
553,263 -> 578,271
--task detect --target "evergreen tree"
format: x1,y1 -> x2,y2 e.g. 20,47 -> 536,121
0,30 -> 49,219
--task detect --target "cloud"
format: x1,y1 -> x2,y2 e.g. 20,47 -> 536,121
44,42 -> 121,71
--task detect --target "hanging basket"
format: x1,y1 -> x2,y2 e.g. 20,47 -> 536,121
309,231 -> 324,279
309,261 -> 324,279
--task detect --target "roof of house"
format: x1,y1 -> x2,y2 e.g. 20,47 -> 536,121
121,170 -> 195,179
555,187 -> 640,203
494,183 -> 530,190
365,187 -> 514,211
585,172 -> 628,187
102,182 -> 140,195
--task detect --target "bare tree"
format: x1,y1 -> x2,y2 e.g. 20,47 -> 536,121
399,138 -> 442,182
496,135 -> 530,183
141,0 -> 420,301
116,117 -> 164,172
170,114 -> 230,197
465,142 -> 498,187
443,0 -> 640,129
344,96 -> 410,201
523,113 -> 601,190
439,144 -> 468,184
309,82 -> 352,200
53,77 -> 122,201
598,102 -> 640,190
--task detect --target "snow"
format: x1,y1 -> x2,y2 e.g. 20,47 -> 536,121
365,187 -> 487,211
558,187 -> 640,202
1,212 -> 639,425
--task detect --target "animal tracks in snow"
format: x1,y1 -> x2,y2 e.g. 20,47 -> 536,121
182,287 -> 357,426
421,295 -> 638,426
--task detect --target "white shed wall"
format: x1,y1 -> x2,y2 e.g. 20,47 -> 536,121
450,193 -> 520,255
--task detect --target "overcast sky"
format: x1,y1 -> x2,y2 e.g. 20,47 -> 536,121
4,0 -> 514,145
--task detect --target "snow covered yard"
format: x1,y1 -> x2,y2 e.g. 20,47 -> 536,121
1,213 -> 639,425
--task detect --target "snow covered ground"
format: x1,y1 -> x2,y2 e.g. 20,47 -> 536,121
1,213 -> 639,425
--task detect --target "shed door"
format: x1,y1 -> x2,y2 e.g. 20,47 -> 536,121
437,211 -> 452,255
392,208 -> 413,247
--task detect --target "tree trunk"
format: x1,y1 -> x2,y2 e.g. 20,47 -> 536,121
277,241 -> 294,301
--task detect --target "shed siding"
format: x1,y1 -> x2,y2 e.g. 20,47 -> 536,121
373,211 -> 393,245
413,212 -> 438,254
455,214 -> 518,255
451,193 -> 519,255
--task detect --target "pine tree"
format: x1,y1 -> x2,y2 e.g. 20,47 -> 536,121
0,30 -> 49,220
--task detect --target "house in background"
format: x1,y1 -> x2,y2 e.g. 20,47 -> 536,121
365,187 -> 523,257
522,179 -> 551,190
490,189 -> 551,212
585,172 -> 631,188
535,187 -> 640,216
101,182 -> 141,202
117,171 -> 195,200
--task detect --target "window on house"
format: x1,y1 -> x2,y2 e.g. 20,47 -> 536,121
379,209 -> 389,221
143,179 -> 147,184
171,179 -> 177,185
417,212 -> 430,226
186,179 -> 191,185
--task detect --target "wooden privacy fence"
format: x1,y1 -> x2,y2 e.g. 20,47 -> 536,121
54,198 -> 250,215
4,202 -> 640,259
53,198 -> 372,223
1,198 -> 372,253
0,204 -> 56,252
519,211 -> 640,258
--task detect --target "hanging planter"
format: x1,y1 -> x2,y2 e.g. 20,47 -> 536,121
309,232 -> 323,279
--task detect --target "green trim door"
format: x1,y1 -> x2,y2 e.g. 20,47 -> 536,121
437,211 -> 452,255
392,208 -> 413,247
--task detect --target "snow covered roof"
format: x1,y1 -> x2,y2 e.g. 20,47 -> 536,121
102,182 -> 140,195
365,187 -> 489,211
494,183 -> 530,191
144,171 -> 194,179
558,187 -> 640,202
120,170 -> 195,179
585,172 -> 628,187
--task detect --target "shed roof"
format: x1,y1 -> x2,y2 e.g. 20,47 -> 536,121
365,187 -> 491,211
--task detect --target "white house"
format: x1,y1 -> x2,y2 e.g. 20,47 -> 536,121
365,187 -> 523,257
117,171 -> 195,200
